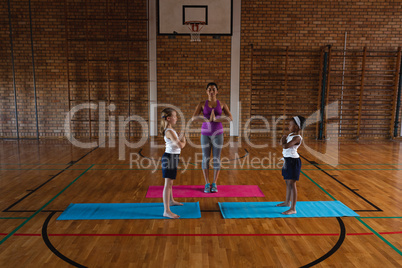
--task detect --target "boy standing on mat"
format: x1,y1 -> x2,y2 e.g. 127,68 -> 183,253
276,116 -> 306,215
160,108 -> 186,219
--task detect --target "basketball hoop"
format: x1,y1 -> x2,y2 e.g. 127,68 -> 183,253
185,21 -> 206,42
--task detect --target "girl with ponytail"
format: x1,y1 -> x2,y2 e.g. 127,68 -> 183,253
160,108 -> 186,218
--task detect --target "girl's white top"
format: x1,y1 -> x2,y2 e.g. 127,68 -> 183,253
164,128 -> 181,154
282,133 -> 302,158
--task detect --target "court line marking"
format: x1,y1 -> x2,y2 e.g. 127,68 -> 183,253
90,168 -> 402,171
302,168 -> 395,171
298,157 -> 402,256
2,167 -> 402,171
300,171 -> 402,256
300,217 -> 346,268
2,216 -> 399,220
0,217 -> 29,220
300,154 -> 382,212
0,169 -> 87,171
2,210 -> 63,213
300,171 -> 337,201
356,217 -> 402,256
2,163 -> 402,166
2,231 -> 401,237
0,163 -> 85,166
42,212 -> 87,268
2,144 -> 100,213
358,217 -> 402,219
0,165 -> 94,246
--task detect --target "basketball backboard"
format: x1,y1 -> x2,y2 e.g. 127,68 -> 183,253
158,0 -> 233,36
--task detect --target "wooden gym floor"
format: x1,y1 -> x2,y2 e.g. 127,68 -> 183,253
0,138 -> 401,267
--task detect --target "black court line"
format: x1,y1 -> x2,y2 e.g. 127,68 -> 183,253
138,148 -> 153,160
299,217 -> 346,268
7,210 -> 64,213
42,212 -> 87,268
299,154 -> 382,212
227,148 -> 249,161
3,146 -> 99,213
138,148 -> 249,165
41,214 -> 345,268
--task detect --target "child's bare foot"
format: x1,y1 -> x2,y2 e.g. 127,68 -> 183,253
163,211 -> 180,219
282,209 -> 296,215
170,201 -> 183,206
276,202 -> 290,207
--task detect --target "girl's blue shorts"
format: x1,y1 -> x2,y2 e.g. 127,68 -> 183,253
282,157 -> 301,181
162,152 -> 180,180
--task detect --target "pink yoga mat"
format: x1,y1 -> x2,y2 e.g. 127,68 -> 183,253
146,185 -> 265,198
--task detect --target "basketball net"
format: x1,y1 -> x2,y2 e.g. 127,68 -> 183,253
185,21 -> 205,42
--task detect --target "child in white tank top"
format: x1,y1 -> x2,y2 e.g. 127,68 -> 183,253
276,115 -> 305,215
160,108 -> 186,219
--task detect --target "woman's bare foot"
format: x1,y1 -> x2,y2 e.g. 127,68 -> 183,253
276,202 -> 290,207
170,201 -> 183,206
163,211 -> 180,219
282,209 -> 296,215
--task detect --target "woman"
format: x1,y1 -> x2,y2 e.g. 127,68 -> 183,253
191,82 -> 233,193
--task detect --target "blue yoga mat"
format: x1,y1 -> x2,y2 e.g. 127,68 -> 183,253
218,201 -> 359,219
57,202 -> 201,220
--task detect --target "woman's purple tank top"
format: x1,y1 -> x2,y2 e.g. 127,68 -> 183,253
201,100 -> 224,136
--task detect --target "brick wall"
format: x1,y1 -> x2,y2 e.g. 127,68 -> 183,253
1,0 -> 401,139
241,0 -> 402,139
0,0 -> 148,139
0,0 -> 14,137
156,36 -> 231,137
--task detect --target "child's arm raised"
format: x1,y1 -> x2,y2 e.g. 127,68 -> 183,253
191,101 -> 207,122
280,135 -> 287,145
166,130 -> 186,149
282,136 -> 301,149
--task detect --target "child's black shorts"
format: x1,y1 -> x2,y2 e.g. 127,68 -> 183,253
282,157 -> 301,181
162,152 -> 180,180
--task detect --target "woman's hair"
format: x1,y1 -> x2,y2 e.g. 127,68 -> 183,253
160,108 -> 175,136
293,115 -> 306,130
206,82 -> 218,90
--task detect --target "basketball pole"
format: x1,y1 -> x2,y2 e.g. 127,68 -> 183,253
148,0 -> 158,137
319,50 -> 329,140
394,48 -> 402,137
230,0 -> 241,137
339,32 -> 347,136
